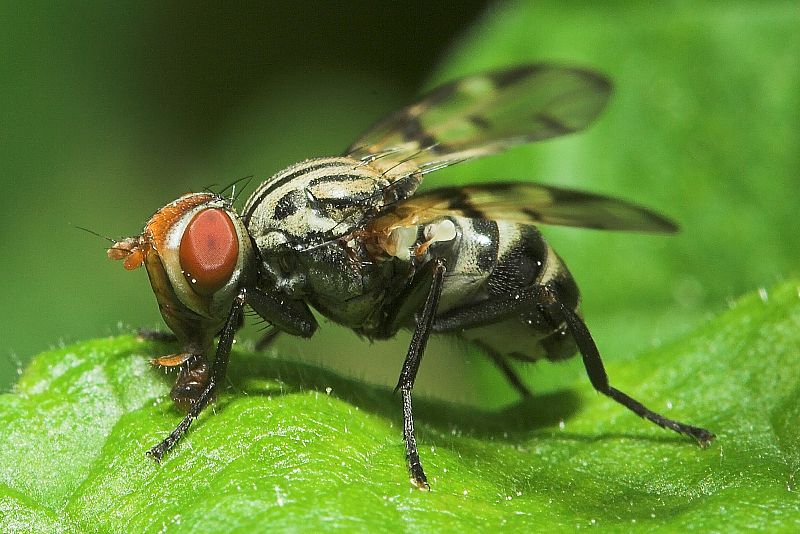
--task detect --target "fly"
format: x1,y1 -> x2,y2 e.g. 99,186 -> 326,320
109,64 -> 714,490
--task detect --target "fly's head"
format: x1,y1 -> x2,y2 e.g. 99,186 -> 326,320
109,193 -> 255,354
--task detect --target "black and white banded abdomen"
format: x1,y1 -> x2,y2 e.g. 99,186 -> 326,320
423,216 -> 581,362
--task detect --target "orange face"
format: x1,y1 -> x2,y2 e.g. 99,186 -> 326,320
108,193 -> 254,351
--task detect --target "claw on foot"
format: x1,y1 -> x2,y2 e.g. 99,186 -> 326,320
146,446 -> 164,463
411,477 -> 431,491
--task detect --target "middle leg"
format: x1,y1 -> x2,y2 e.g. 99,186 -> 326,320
395,257 -> 447,490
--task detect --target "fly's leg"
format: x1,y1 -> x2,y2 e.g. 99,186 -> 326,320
474,340 -> 533,399
170,356 -> 211,411
536,284 -> 715,446
395,257 -> 446,490
147,288 -> 247,461
144,333 -> 211,410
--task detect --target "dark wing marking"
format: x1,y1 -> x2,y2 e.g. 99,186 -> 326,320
373,183 -> 678,234
346,65 -> 611,187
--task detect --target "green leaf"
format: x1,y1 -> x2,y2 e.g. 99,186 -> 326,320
1,280 -> 799,532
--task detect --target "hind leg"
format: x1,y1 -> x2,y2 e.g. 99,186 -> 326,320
534,284 -> 715,446
436,282 -> 715,446
475,340 -> 533,399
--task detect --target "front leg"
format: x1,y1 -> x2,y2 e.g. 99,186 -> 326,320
148,349 -> 210,410
147,288 -> 247,461
395,257 -> 447,490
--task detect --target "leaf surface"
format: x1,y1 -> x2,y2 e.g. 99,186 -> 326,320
1,281 -> 799,532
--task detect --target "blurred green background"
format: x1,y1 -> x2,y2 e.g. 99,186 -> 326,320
2,1 -> 798,401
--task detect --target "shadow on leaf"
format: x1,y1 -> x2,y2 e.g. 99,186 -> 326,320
144,338 -> 588,445
139,336 -> 703,454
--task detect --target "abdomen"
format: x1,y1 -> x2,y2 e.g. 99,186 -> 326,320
427,217 -> 580,362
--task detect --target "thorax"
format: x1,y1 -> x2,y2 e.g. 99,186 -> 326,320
241,157 -> 417,331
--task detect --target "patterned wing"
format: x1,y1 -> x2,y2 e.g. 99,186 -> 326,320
346,64 -> 611,183
372,183 -> 678,234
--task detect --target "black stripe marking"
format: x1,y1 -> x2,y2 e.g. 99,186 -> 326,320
533,112 -> 575,135
467,114 -> 491,130
521,207 -> 545,222
243,160 -> 346,221
547,187 -> 596,203
420,82 -> 460,107
273,191 -> 302,220
440,190 -> 484,219
401,116 -> 441,152
491,183 -> 522,193
487,225 -> 546,297
491,65 -> 541,88
458,204 -> 485,221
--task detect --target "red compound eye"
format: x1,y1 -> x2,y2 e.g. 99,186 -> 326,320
179,208 -> 239,296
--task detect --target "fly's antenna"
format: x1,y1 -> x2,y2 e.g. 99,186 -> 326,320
74,224 -> 142,262
73,224 -> 117,244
